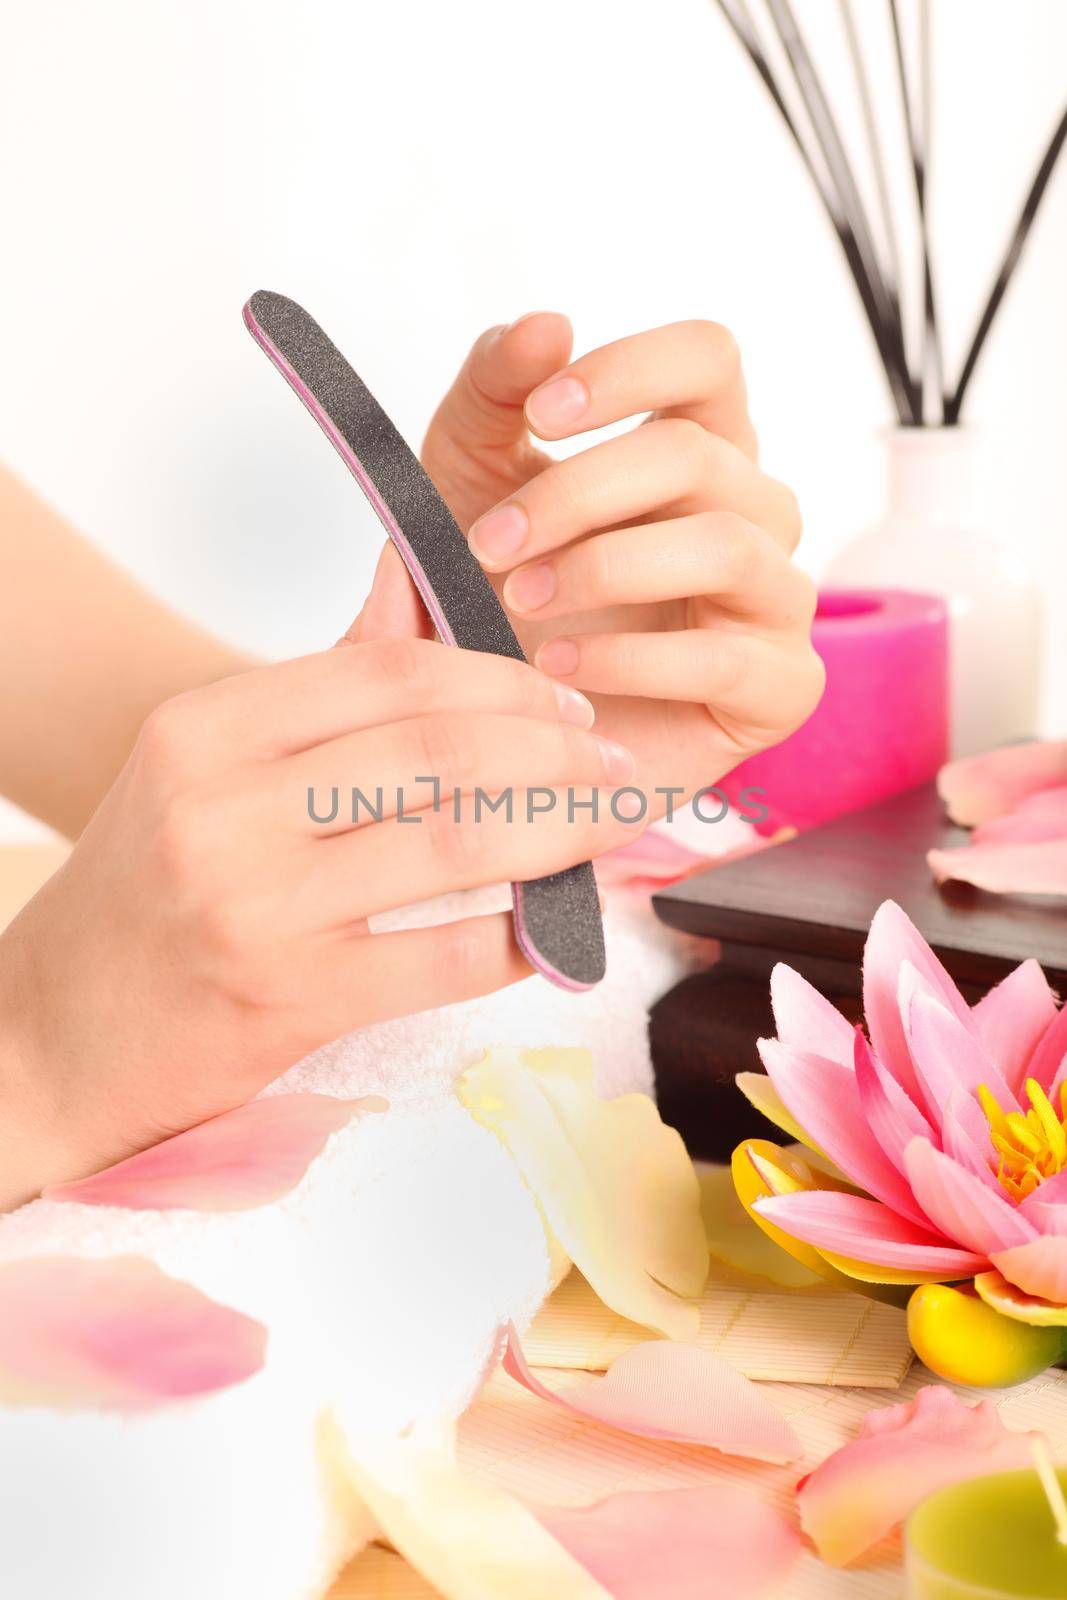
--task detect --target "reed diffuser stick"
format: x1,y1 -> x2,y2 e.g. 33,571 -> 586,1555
837,0 -> 904,316
946,102 -> 1067,423
713,0 -> 914,421
888,0 -> 945,422
917,0 -> 943,417
762,0 -> 920,421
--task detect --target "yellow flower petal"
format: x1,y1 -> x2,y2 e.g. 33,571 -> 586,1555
731,1140 -> 845,1285
459,1050 -> 702,1340
697,1163 -> 824,1289
735,1071 -> 824,1154
519,1049 -> 708,1299
908,1283 -> 1067,1387
974,1269 -> 1067,1328
328,1421 -> 611,1600
815,1250 -> 951,1295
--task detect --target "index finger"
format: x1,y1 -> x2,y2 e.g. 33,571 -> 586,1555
143,639 -> 595,770
524,320 -> 757,459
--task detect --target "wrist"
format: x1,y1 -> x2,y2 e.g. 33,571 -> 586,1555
0,917 -> 95,1212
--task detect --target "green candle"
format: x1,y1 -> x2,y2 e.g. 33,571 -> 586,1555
906,1464 -> 1067,1598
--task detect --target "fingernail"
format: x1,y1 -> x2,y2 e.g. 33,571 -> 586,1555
468,504 -> 528,565
614,788 -> 647,822
504,562 -> 556,614
553,682 -> 595,728
536,637 -> 580,677
503,311 -> 544,335
526,374 -> 588,432
594,737 -> 635,786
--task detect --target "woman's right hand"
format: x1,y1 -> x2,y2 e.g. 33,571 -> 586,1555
0,589 -> 640,1209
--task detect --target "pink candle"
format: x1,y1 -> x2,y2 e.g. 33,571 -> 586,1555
721,588 -> 948,835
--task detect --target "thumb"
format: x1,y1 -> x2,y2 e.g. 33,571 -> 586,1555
339,541 -> 436,645
423,311 -> 574,463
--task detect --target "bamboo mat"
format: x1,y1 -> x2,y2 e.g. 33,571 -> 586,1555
330,1361 -> 1067,1600
522,1267 -> 913,1388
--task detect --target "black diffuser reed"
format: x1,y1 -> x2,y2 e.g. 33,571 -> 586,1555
714,0 -> 1067,426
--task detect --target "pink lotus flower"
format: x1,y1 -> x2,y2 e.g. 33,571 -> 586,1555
928,739 -> 1067,894
733,900 -> 1067,1384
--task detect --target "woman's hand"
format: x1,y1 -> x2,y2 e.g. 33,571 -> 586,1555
422,316 -> 824,807
0,628 -> 640,1209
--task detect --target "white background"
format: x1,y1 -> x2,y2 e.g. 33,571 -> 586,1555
1,0 -> 1065,837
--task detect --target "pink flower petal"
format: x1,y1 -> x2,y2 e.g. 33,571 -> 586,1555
971,960 -> 1060,1096
537,1486 -> 801,1600
770,964 -> 855,1067
1020,1171 -> 1067,1235
938,741 -> 1067,827
1032,1005 -> 1067,1103
940,1089 -> 1000,1192
903,1139 -> 1035,1257
853,1027 -> 934,1178
972,787 -> 1067,846
594,830 -> 711,888
903,981 -> 1017,1125
503,1326 -> 800,1464
992,1237 -> 1067,1303
0,1255 -> 266,1410
797,1385 -> 1036,1565
757,1038 -> 931,1226
928,839 -> 1067,895
753,1189 -> 985,1274
44,1094 -> 385,1212
862,901 -> 970,1107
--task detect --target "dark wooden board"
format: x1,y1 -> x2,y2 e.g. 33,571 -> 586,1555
653,781 -> 1067,990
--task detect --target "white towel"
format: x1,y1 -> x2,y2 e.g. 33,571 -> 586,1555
0,884 -> 709,1600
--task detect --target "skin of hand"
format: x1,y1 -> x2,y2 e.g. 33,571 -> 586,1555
421,315 -> 824,809
0,463 -> 253,837
0,577 -> 643,1209
0,317 -> 817,1209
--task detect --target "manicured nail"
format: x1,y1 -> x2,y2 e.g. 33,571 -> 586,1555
504,562 -> 556,614
536,637 -> 580,677
526,374 -> 588,432
468,504 -> 528,565
552,683 -> 595,728
594,737 -> 635,786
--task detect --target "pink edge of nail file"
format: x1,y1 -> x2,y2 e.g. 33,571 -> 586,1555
243,290 -> 605,992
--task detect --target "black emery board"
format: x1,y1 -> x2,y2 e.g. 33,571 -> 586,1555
244,290 -> 605,991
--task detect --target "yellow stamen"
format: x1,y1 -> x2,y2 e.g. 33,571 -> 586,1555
978,1084 -> 1011,1140
978,1080 -> 1067,1203
991,1134 -> 1029,1172
1006,1111 -> 1043,1156
1030,1079 -> 1067,1166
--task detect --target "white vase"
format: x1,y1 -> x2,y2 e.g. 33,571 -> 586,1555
823,427 -> 1041,757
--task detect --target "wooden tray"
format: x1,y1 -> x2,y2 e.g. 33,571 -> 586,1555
652,780 -> 1067,993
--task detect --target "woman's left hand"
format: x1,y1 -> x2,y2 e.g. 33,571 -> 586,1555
417,314 -> 824,810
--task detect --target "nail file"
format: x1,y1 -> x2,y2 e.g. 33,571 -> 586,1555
243,290 -> 606,991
